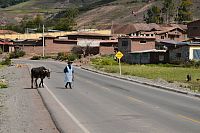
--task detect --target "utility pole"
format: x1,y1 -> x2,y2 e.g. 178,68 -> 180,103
111,21 -> 114,34
42,25 -> 45,57
176,6 -> 179,24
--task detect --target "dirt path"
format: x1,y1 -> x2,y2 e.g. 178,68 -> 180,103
0,64 -> 59,133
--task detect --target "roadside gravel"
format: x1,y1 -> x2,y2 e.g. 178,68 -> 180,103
0,64 -> 59,133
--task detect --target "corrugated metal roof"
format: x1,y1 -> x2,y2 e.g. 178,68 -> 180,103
113,23 -> 161,34
0,41 -> 13,45
0,30 -> 18,34
65,32 -> 112,37
113,23 -> 186,35
129,49 -> 166,53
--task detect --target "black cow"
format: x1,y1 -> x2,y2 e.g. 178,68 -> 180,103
31,66 -> 50,88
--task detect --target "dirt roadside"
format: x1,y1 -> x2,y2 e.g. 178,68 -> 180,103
0,64 -> 59,133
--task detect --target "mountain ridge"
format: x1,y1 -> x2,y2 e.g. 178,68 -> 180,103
0,0 -> 200,29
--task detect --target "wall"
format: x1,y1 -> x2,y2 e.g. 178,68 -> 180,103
169,46 -> 189,62
0,30 -> 111,40
99,46 -> 114,55
20,44 -> 75,55
131,38 -> 155,52
189,46 -> 200,60
188,20 -> 200,38
118,38 -> 131,53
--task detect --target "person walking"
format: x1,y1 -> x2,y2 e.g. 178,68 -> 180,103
64,61 -> 74,89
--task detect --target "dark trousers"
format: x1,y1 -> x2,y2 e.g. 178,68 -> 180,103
65,82 -> 72,89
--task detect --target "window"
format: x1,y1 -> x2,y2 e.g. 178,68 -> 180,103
159,55 -> 164,61
140,40 -> 146,44
122,40 -> 128,46
193,49 -> 200,59
161,36 -> 165,39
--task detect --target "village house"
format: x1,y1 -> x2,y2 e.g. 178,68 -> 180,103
118,35 -> 166,64
159,40 -> 200,62
60,32 -> 118,55
0,39 -> 13,52
115,23 -> 188,64
0,31 -> 117,56
154,20 -> 200,63
11,35 -> 77,55
187,19 -> 200,38
155,25 -> 187,42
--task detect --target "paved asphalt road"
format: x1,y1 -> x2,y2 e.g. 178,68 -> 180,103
15,60 -> 200,133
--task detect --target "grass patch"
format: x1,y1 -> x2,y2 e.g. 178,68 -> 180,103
91,56 -> 200,92
100,64 -> 200,82
0,82 -> 8,89
0,79 -> 8,89
0,64 -> 4,69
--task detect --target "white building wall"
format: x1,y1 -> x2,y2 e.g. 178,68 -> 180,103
189,46 -> 200,60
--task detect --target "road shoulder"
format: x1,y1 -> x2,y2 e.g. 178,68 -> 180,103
0,64 -> 59,133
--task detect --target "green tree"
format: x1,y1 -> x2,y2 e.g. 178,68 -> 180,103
162,0 -> 175,23
64,8 -> 79,19
54,18 -> 75,31
176,0 -> 193,23
144,6 -> 163,24
54,7 -> 79,31
33,14 -> 44,29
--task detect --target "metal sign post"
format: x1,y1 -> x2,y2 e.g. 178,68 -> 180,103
42,25 -> 45,57
115,51 -> 123,75
119,58 -> 122,75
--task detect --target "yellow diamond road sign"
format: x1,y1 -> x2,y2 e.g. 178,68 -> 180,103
115,51 -> 123,59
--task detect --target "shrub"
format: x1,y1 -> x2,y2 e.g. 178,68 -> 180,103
56,52 -> 65,60
58,52 -> 65,57
91,56 -> 118,66
9,50 -> 25,59
41,55 -> 52,59
0,82 -> 8,88
56,52 -> 79,61
31,56 -> 41,60
17,50 -> 25,57
0,57 -> 11,65
0,79 -> 8,89
194,61 -> 200,68
67,53 -> 79,61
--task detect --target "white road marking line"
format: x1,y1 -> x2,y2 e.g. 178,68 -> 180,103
44,84 -> 91,133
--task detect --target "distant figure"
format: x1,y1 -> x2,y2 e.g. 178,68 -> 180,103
64,61 -> 74,89
132,11 -> 136,16
186,74 -> 191,82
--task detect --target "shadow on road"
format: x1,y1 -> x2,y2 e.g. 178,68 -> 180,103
24,87 -> 37,89
55,87 -> 70,89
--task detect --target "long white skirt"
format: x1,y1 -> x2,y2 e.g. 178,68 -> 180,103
64,73 -> 73,84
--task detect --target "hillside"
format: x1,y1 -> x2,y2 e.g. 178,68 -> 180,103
0,0 -> 96,23
76,0 -> 159,29
0,0 -> 29,8
77,0 -> 200,29
0,0 -> 200,29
